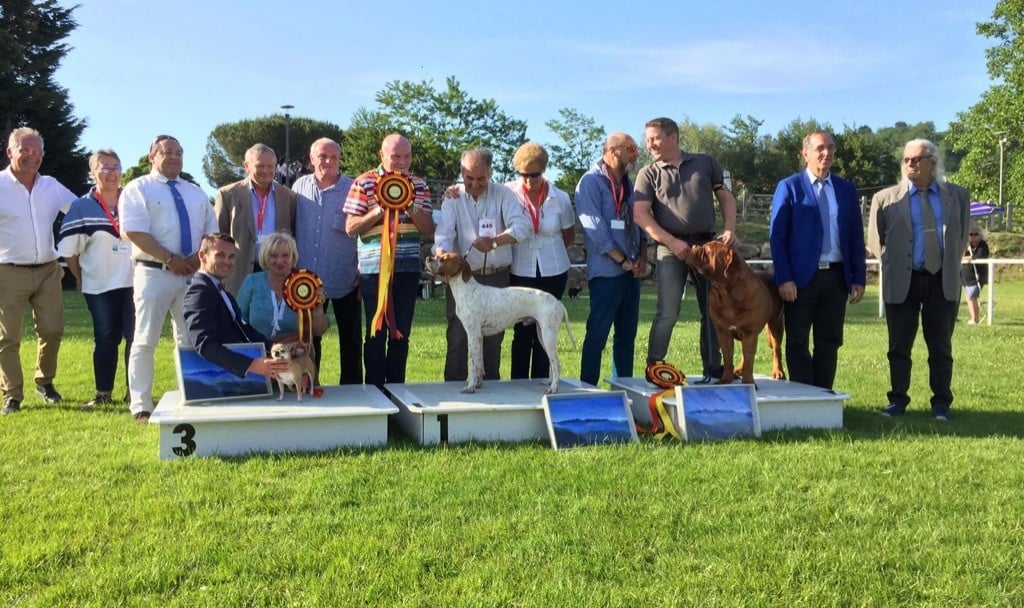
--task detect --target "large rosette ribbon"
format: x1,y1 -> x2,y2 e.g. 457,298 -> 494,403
638,360 -> 686,440
282,268 -> 323,345
373,171 -> 415,339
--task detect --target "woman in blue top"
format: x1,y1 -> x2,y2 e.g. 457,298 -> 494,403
237,232 -> 328,340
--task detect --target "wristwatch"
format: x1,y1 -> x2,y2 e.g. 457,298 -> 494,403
620,259 -> 632,270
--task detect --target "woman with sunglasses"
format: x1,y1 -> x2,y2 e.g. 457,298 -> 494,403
961,225 -> 990,325
505,142 -> 576,381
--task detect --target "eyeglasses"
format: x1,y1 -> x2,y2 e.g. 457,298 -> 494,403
518,172 -> 543,179
98,165 -> 121,174
902,155 -> 933,165
616,144 -> 639,152
969,233 -> 980,236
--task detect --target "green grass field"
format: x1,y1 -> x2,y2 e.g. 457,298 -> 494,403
2,279 -> 1023,607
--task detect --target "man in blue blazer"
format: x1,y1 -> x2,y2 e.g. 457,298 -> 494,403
183,233 -> 288,379
769,131 -> 866,390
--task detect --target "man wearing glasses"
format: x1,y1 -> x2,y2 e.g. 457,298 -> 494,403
119,135 -> 218,423
576,133 -> 645,387
0,127 -> 76,415
433,146 -> 529,384
868,139 -> 970,421
769,131 -> 866,391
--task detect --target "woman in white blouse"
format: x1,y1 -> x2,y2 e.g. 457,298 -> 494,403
506,142 -> 576,380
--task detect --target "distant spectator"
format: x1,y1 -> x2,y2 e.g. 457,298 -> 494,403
961,224 -> 990,325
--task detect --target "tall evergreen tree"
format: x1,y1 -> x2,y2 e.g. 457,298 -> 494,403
0,0 -> 88,192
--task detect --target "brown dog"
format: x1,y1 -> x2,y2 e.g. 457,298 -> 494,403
688,241 -> 785,385
270,341 -> 317,401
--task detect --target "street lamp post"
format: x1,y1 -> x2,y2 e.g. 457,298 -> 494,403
999,129 -> 1007,229
281,104 -> 294,182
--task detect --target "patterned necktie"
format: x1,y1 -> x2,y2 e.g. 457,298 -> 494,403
920,188 -> 942,274
167,179 -> 192,256
815,179 -> 830,254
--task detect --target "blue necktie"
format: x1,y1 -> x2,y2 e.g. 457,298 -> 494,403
167,179 -> 192,256
815,179 -> 830,256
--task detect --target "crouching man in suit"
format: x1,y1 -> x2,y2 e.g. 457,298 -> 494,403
183,233 -> 288,378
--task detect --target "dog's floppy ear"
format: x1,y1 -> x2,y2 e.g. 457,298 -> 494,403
460,255 -> 472,282
722,244 -> 735,279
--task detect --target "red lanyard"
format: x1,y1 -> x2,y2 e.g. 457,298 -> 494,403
254,187 -> 271,231
521,181 -> 547,234
94,189 -> 120,234
602,165 -> 624,217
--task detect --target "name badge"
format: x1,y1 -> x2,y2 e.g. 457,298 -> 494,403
256,234 -> 266,245
478,217 -> 497,238
610,219 -> 626,230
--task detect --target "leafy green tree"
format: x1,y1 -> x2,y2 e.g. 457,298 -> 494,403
676,116 -> 727,159
834,125 -> 898,191
202,115 -> 345,188
1,0 -> 88,192
346,76 -> 528,182
544,107 -> 605,194
948,0 -> 1024,228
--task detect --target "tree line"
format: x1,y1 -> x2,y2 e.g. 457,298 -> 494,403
3,0 -> 1023,229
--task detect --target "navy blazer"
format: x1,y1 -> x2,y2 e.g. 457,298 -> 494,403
769,171 -> 867,290
184,272 -> 271,378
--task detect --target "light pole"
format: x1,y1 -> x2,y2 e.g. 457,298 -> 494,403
996,131 -> 1010,231
281,104 -> 294,181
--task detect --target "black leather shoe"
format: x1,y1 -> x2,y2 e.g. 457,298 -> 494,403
35,383 -> 62,404
132,411 -> 151,424
2,399 -> 21,415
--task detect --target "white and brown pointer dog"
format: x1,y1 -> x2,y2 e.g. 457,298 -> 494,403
426,251 -> 575,394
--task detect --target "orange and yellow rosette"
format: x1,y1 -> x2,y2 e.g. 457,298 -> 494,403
639,361 -> 686,440
282,269 -> 322,345
373,171 -> 415,339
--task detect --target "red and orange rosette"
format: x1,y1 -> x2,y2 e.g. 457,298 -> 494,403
638,360 -> 686,440
282,268 -> 322,345
372,171 -> 416,339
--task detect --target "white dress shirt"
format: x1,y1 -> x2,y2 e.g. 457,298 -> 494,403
0,167 -> 75,264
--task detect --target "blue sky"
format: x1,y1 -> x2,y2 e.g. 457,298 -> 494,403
54,0 -> 995,190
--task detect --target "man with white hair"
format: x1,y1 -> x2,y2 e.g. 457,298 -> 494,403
0,127 -> 76,414
869,139 -> 970,421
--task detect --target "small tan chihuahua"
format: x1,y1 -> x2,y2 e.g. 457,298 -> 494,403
269,341 -> 317,401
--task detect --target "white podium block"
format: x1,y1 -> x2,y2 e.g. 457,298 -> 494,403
606,376 -> 847,431
150,385 -> 397,459
386,378 -> 598,445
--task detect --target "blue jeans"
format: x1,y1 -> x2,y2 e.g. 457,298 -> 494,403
83,288 -> 134,393
359,272 -> 420,388
580,272 -> 640,386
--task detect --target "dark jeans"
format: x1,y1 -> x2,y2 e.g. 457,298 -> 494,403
783,266 -> 848,390
312,288 -> 363,385
360,272 -> 420,388
884,270 -> 959,414
580,272 -> 640,386
83,288 -> 134,393
509,270 -> 567,379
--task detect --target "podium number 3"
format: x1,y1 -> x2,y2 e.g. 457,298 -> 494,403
173,423 -> 197,457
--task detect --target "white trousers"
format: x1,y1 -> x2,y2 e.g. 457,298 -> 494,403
127,266 -> 190,413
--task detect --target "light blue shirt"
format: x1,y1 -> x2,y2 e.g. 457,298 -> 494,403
576,162 -> 642,280
292,174 -> 358,299
910,182 -> 944,270
249,180 -> 277,260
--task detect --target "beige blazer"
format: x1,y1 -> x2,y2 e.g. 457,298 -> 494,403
214,179 -> 296,294
868,180 -> 971,304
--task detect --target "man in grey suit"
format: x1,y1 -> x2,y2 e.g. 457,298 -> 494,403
214,143 -> 297,294
868,139 -> 970,421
